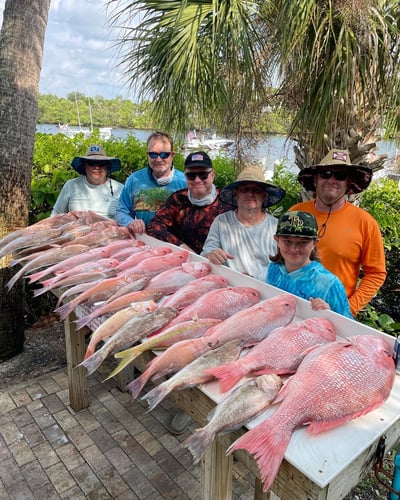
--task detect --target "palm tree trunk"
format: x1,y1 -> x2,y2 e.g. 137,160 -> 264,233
0,0 -> 51,360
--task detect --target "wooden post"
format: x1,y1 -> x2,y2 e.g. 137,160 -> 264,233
201,434 -> 233,500
64,312 -> 89,411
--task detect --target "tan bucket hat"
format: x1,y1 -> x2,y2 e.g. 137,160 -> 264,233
298,148 -> 372,194
219,165 -> 285,209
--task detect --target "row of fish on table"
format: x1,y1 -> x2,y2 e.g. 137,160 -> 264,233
0,210 -> 396,492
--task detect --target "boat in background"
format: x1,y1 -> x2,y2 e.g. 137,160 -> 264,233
184,130 -> 234,150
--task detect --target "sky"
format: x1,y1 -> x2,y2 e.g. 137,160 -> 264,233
0,0 -> 134,100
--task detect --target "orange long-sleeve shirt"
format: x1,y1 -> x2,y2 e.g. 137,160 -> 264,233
290,200 -> 386,316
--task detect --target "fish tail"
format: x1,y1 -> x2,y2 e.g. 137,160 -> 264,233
142,382 -> 171,412
28,270 -> 47,283
77,349 -> 106,376
83,343 -> 95,360
102,348 -> 137,381
204,364 -> 245,393
75,314 -> 93,330
33,286 -> 49,297
6,272 -> 22,291
227,422 -> 290,493
55,302 -> 76,321
182,427 -> 214,464
126,373 -> 148,399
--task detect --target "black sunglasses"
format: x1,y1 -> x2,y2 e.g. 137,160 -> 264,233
147,151 -> 172,159
86,160 -> 109,168
318,170 -> 348,181
185,170 -> 212,181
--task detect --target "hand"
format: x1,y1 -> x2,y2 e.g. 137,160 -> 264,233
128,218 -> 146,235
309,297 -> 330,311
205,248 -> 234,265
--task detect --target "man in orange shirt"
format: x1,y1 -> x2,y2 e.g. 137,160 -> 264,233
290,148 -> 386,316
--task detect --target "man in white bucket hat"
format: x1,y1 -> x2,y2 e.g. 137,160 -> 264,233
51,144 -> 124,220
202,164 -> 285,280
290,148 -> 386,316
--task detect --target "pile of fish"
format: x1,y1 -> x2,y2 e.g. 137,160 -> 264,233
0,211 -> 396,493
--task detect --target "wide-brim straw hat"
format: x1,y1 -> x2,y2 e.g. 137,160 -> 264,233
71,144 -> 121,175
298,148 -> 373,194
219,165 -> 285,209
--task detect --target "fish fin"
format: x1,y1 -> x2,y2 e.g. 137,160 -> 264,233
182,428 -> 213,464
32,286 -> 49,297
55,302 -> 75,321
77,349 -> 105,376
203,363 -> 244,393
141,382 -> 170,412
227,421 -> 291,493
126,373 -> 148,399
75,315 -> 93,330
103,348 -> 137,381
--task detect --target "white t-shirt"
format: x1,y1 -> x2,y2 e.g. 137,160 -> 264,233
201,210 -> 278,281
51,176 -> 124,220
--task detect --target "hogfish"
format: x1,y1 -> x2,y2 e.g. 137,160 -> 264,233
228,335 -> 395,493
205,317 -> 336,392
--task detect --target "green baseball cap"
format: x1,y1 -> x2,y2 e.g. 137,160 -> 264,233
276,211 -> 318,238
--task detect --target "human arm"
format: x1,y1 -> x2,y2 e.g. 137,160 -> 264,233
349,220 -> 387,316
116,178 -> 136,227
51,181 -> 72,215
201,217 -> 234,265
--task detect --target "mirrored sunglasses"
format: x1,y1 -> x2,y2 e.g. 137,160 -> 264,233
318,170 -> 348,181
148,151 -> 172,159
185,170 -> 212,181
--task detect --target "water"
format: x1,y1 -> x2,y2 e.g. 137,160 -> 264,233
36,124 -> 398,174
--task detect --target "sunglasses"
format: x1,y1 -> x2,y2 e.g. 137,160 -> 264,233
185,170 -> 212,181
86,161 -> 109,168
318,170 -> 348,181
147,151 -> 172,159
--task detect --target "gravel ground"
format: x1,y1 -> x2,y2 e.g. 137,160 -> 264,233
0,316 -> 66,391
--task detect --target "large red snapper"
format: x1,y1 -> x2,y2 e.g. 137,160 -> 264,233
118,249 -> 189,278
228,334 -> 395,493
160,274 -> 229,310
158,287 -> 261,330
202,293 -> 297,347
205,317 -> 336,392
113,247 -> 173,272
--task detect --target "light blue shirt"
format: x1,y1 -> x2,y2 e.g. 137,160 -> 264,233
51,176 -> 124,220
116,166 -> 187,225
267,260 -> 353,318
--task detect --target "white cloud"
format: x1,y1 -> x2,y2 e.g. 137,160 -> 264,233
0,0 -> 134,100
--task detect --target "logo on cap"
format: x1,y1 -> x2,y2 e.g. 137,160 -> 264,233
191,154 -> 204,161
332,151 -> 348,162
90,146 -> 101,153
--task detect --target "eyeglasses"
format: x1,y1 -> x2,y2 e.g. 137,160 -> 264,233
147,151 -> 172,159
86,161 -> 109,168
236,185 -> 265,194
185,170 -> 212,181
318,170 -> 348,181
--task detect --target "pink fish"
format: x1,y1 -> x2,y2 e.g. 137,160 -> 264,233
55,274 -> 151,320
0,227 -> 65,258
61,226 -> 132,248
33,271 -> 112,297
74,288 -> 167,330
117,249 -> 189,277
6,244 -> 90,290
205,317 -> 336,392
202,293 -> 297,347
29,246 -> 122,283
144,262 -> 213,294
114,247 -> 173,272
228,335 -> 395,493
109,245 -> 150,261
160,275 -> 229,310
123,337 -> 220,399
83,301 -> 159,360
156,287 -> 261,331
37,258 -> 120,290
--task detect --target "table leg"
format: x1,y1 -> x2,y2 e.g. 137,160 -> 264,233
201,434 -> 233,500
64,312 -> 89,411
